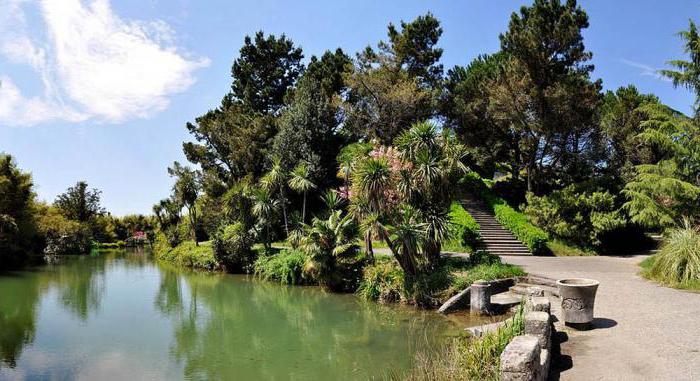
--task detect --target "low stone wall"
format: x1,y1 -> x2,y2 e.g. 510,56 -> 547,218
500,297 -> 553,381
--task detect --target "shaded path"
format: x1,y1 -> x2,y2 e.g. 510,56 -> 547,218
502,255 -> 700,380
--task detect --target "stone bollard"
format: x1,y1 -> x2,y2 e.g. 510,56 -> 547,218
530,297 -> 551,314
500,335 -> 541,381
525,311 -> 551,351
470,280 -> 491,314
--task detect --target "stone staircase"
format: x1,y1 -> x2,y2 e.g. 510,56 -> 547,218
461,198 -> 532,256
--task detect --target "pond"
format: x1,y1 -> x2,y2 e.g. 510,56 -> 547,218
0,249 -> 491,380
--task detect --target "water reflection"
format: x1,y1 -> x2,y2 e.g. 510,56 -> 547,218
156,268 -> 455,380
0,250 -> 462,380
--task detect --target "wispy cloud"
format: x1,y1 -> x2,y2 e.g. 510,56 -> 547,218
0,0 -> 209,126
620,59 -> 672,82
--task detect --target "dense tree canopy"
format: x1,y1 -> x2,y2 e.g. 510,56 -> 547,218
54,181 -> 105,223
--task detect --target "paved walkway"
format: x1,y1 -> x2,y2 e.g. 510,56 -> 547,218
502,255 -> 700,381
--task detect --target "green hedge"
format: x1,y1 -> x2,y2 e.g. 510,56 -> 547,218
447,201 -> 481,251
485,193 -> 549,255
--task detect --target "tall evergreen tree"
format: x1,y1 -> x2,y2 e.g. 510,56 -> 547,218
660,21 -> 700,118
231,31 -> 304,114
489,0 -> 604,192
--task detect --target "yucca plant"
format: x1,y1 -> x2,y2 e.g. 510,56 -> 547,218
647,220 -> 700,285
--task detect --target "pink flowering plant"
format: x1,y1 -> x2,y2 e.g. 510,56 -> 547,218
346,121 -> 469,278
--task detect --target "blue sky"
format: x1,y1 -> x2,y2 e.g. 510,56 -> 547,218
0,0 -> 696,215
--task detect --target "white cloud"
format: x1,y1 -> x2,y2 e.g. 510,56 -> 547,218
0,0 -> 209,126
620,59 -> 672,82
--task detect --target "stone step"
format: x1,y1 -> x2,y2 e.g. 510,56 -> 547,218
490,291 -> 525,307
509,283 -> 558,297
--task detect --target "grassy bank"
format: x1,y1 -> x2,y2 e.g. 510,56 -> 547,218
358,253 -> 525,305
397,304 -> 525,380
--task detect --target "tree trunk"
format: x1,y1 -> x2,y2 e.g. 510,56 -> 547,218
365,233 -> 374,262
302,191 -> 307,223
280,185 -> 289,235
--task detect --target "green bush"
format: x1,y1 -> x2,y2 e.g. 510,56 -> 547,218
447,202 -> 480,251
254,249 -> 313,285
155,239 -> 219,271
524,184 -> 626,248
358,258 -> 406,303
643,224 -> 700,288
212,223 -> 256,273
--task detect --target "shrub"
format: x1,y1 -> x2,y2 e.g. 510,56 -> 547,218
643,223 -> 700,287
254,249 -> 313,285
357,258 -> 406,303
156,239 -> 218,271
447,202 -> 480,251
524,184 -> 626,248
212,223 -> 256,273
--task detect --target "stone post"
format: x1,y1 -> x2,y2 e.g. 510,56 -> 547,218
470,280 -> 491,314
500,335 -> 541,381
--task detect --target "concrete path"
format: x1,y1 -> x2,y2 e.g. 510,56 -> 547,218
502,255 -> 700,381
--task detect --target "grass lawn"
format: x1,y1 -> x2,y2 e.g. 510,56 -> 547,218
546,239 -> 597,257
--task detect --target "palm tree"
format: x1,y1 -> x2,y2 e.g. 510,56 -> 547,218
301,210 -> 359,290
351,158 -> 392,259
262,156 -> 289,235
288,162 -> 316,223
251,187 -> 280,251
348,195 -> 381,261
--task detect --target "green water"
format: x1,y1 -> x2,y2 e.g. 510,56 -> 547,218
0,250 -> 480,380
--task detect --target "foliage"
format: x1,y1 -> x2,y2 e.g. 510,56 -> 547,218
253,249 -> 314,285
442,52 -> 516,177
250,186 -> 280,250
343,14 -> 442,144
54,181 -> 105,223
600,85 -> 660,182
36,206 -> 92,256
622,103 -> 700,229
660,20 -> 700,116
524,184 -> 626,247
272,75 -> 341,187
212,223 -> 256,273
300,210 -> 362,291
642,223 -> 700,287
358,254 -> 524,307
154,235 -> 219,271
357,257 -> 406,303
0,154 -> 38,267
168,161 -> 201,245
